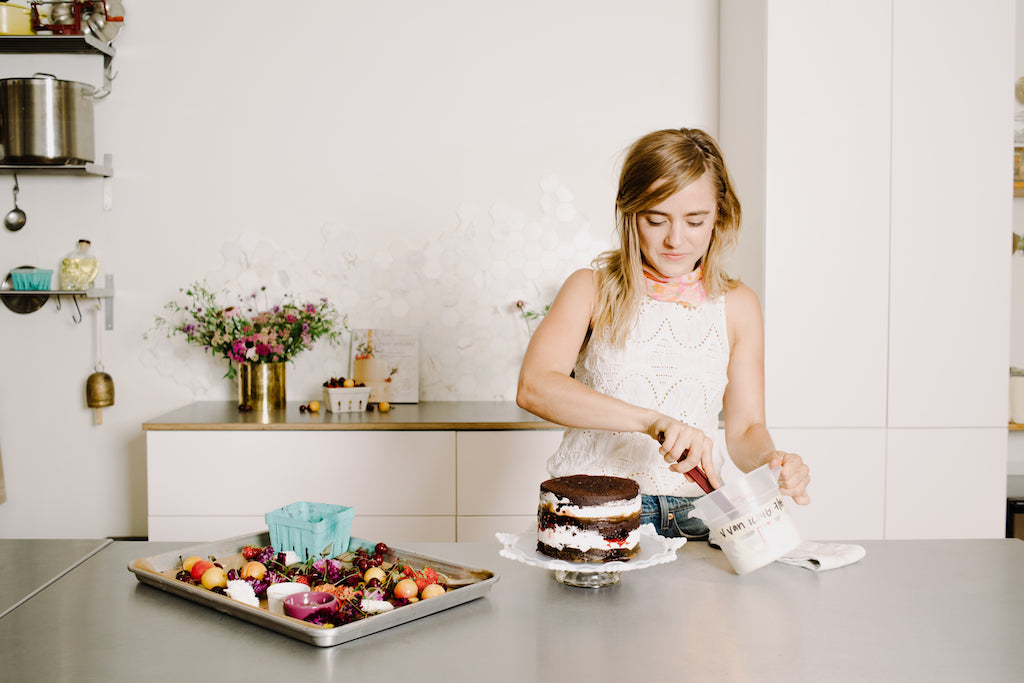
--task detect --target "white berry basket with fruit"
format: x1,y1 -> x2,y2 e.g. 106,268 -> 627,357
322,377 -> 372,413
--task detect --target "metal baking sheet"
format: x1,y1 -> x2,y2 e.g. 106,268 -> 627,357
127,531 -> 499,647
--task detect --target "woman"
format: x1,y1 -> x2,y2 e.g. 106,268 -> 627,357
517,128 -> 810,539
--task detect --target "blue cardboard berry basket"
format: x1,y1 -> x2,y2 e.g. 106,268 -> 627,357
11,267 -> 53,291
265,501 -> 355,560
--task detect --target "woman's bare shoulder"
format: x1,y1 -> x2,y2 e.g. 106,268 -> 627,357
555,268 -> 599,301
724,281 -> 764,328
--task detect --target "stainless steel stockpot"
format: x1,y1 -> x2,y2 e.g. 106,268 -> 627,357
0,73 -> 96,164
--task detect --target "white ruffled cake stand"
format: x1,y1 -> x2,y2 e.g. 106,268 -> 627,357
496,524 -> 687,588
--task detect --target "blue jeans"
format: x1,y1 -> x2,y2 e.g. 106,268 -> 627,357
641,494 -> 713,543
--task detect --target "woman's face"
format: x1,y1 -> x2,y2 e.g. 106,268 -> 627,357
636,173 -> 716,278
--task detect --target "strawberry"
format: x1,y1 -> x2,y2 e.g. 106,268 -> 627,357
413,568 -> 440,591
241,545 -> 260,560
293,575 -> 310,586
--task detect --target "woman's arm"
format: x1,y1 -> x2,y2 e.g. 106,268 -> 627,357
517,268 -> 718,484
517,269 -> 657,432
723,283 -> 811,503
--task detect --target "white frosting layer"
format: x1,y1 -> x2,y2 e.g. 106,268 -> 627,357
539,491 -> 641,519
538,525 -> 641,551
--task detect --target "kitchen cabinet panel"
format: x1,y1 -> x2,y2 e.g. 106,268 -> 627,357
885,428 -> 1007,539
769,428 -> 887,541
456,430 -> 563,516
457,516 -> 534,543
145,415 -> 562,543
147,431 -> 455,517
147,516 -> 455,544
760,0 -> 892,429
886,1 -> 1013,429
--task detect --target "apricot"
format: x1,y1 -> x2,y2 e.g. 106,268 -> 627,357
201,566 -> 228,590
240,561 -> 266,581
363,566 -> 386,583
420,583 -> 445,599
392,578 -> 418,600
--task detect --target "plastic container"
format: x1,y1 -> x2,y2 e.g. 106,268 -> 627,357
323,386 -> 371,413
10,267 -> 52,291
689,465 -> 801,575
266,582 -> 310,615
265,501 -> 355,560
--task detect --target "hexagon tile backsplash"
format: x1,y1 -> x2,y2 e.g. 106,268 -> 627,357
140,175 -> 610,402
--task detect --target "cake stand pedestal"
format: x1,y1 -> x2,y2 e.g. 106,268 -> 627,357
553,570 -> 620,588
496,524 -> 687,590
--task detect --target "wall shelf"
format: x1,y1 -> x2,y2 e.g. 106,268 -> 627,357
0,33 -> 116,94
0,34 -> 115,57
0,154 -> 112,178
1,274 -> 115,329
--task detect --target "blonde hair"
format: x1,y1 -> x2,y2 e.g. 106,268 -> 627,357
591,128 -> 742,346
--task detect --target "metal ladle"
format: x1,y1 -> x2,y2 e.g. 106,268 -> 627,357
4,175 -> 26,232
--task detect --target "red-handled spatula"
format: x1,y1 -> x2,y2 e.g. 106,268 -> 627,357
658,432 -> 714,494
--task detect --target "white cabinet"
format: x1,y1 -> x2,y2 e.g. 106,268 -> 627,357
146,426 -> 565,543
720,0 -> 1012,539
147,431 -> 457,543
456,430 -> 565,542
886,1 -> 1012,429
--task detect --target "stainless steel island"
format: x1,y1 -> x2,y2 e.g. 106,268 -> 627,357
2,538 -> 1022,681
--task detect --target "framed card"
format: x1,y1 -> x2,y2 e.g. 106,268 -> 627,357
349,329 -> 419,403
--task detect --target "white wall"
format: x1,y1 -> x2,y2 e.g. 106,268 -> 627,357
0,1 -> 720,538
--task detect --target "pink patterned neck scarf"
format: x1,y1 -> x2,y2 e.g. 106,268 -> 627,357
643,266 -> 706,307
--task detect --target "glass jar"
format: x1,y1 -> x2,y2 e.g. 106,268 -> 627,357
59,239 -> 99,291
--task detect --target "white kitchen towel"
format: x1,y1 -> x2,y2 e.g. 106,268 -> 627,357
775,541 -> 866,571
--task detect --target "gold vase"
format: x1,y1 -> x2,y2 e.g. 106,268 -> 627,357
237,362 -> 286,414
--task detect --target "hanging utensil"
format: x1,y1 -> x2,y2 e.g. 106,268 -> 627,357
86,363 -> 114,425
86,306 -> 112,425
4,175 -> 26,232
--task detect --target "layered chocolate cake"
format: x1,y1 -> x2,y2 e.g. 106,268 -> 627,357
537,475 -> 642,562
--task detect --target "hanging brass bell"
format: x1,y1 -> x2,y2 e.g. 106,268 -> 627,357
86,365 -> 114,425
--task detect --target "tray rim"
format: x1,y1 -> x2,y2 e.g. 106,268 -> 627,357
127,530 -> 499,647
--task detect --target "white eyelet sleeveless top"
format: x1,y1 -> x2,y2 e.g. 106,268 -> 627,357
546,295 -> 730,496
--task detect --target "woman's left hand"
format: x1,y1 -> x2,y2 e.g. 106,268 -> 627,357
766,451 -> 811,505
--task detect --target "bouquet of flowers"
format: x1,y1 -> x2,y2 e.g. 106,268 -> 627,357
152,281 -> 347,378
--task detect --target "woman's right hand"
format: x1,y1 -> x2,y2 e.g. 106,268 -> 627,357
646,417 -> 720,489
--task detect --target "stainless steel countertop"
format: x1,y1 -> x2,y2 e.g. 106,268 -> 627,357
0,538 -> 111,618
2,539 -> 1023,681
